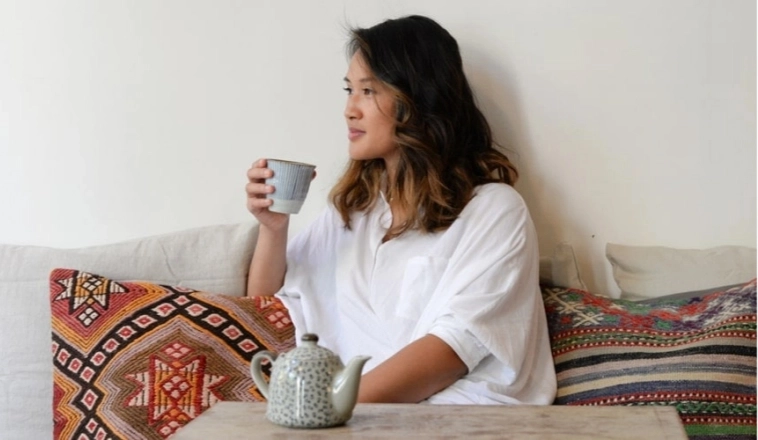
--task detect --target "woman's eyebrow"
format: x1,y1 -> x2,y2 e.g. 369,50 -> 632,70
343,77 -> 375,84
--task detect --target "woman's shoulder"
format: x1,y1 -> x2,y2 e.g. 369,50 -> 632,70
470,183 -> 527,209
455,183 -> 530,225
473,182 -> 521,198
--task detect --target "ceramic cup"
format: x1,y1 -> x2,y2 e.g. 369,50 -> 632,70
265,159 -> 316,214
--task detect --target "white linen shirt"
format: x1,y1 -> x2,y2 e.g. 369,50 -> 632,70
276,183 -> 557,404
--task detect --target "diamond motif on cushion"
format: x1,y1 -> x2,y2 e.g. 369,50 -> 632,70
81,389 -> 99,410
78,307 -> 99,327
103,338 -> 119,353
185,304 -> 206,317
163,341 -> 191,359
238,339 -> 258,352
162,375 -> 192,399
222,325 -> 242,340
57,348 -> 71,364
117,325 -> 136,340
133,315 -> 157,328
81,276 -> 104,293
95,427 -> 107,440
80,367 -> 95,383
85,419 -> 97,433
267,310 -> 292,329
90,352 -> 106,366
173,295 -> 190,306
153,303 -> 177,317
203,313 -> 226,327
157,419 -> 183,438
68,358 -> 82,374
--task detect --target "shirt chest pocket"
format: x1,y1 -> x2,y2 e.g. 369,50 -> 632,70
396,256 -> 449,320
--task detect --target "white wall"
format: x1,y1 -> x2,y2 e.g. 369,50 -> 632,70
0,0 -> 755,296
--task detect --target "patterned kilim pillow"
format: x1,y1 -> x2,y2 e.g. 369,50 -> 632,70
542,280 -> 757,440
50,268 -> 295,440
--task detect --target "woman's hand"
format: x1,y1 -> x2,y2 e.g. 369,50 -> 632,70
245,158 -> 316,296
245,159 -> 290,231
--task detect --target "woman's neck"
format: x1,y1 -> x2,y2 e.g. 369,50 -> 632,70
383,153 -> 400,190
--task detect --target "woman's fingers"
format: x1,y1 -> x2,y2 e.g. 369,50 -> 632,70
245,159 -> 275,215
247,196 -> 273,211
245,182 -> 274,198
247,165 -> 273,182
244,159 -> 293,227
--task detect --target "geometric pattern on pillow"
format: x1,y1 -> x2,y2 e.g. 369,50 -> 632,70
50,268 -> 296,440
542,280 -> 757,440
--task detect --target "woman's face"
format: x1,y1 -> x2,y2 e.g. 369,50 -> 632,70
343,52 -> 399,168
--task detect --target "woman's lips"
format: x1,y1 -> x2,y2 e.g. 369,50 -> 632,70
348,128 -> 365,141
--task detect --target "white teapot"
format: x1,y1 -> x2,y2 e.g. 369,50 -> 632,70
250,333 -> 371,428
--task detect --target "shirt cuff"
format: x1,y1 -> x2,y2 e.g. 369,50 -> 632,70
428,314 -> 489,374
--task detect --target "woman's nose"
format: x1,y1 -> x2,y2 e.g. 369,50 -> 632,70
344,96 -> 360,120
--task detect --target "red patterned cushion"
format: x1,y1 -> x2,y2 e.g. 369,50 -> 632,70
50,268 -> 295,440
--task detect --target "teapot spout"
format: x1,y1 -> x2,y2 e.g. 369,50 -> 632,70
331,355 -> 371,419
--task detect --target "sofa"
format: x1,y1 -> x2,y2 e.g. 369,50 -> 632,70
1,222 -> 754,439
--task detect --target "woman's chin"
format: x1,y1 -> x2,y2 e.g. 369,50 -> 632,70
348,146 -> 371,161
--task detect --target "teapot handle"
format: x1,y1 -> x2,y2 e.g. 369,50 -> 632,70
250,351 -> 277,400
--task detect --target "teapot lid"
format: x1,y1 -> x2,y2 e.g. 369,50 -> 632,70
290,333 -> 337,361
301,333 -> 319,343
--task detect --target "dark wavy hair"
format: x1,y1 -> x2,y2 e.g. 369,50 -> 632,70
330,15 -> 518,239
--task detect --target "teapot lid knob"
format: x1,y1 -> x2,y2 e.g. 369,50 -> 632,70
301,333 -> 319,343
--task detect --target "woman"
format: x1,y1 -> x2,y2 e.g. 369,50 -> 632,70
245,15 -> 556,405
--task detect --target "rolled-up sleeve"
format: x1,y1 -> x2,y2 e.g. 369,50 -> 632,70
428,314 -> 489,373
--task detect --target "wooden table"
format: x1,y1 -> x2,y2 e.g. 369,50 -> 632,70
171,402 -> 688,439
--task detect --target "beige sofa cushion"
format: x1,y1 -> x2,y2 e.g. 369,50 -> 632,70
606,243 -> 756,300
539,242 -> 587,290
0,222 -> 258,440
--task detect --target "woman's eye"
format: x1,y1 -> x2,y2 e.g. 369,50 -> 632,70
343,87 -> 352,95
362,88 -> 374,96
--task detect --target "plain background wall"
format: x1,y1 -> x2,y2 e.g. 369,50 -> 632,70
0,0 -> 755,296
